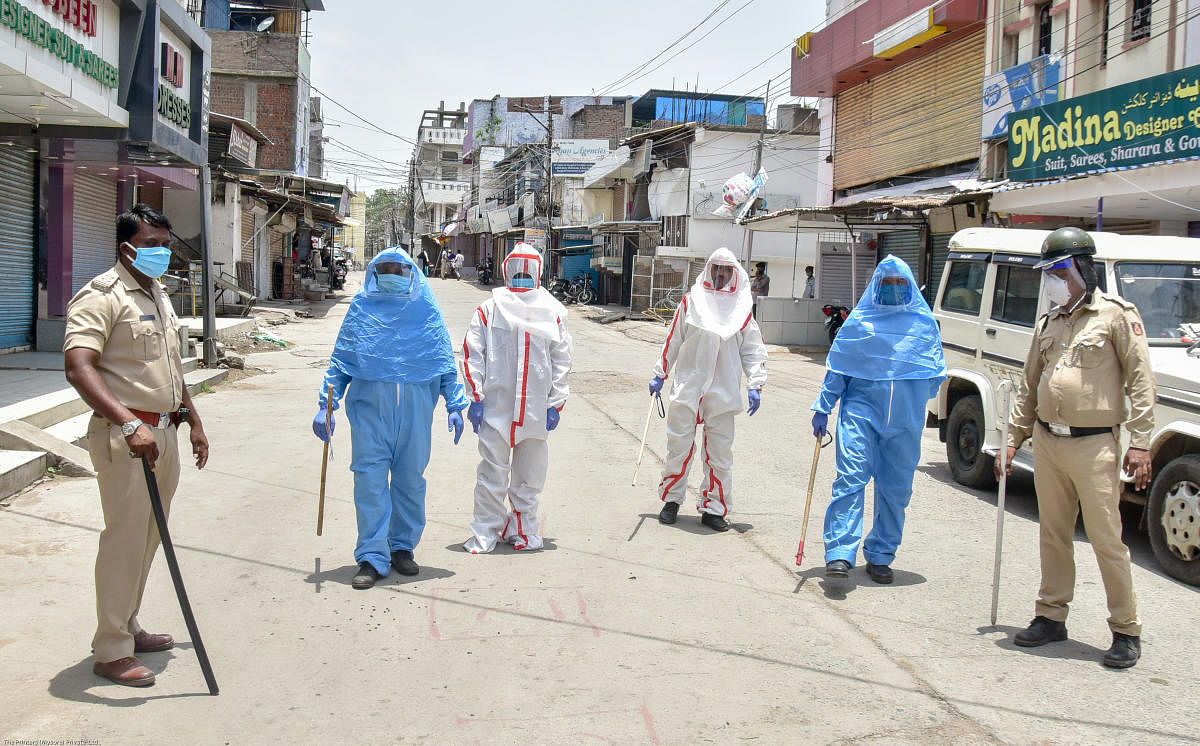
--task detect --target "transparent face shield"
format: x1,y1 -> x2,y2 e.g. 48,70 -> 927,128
373,261 -> 416,296
704,262 -> 740,294
874,274 -> 917,308
1042,258 -> 1086,307
504,247 -> 542,292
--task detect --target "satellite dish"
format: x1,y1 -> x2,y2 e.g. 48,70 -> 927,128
255,16 -> 275,32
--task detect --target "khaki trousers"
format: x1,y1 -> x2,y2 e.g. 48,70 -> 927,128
1031,422 -> 1141,635
86,416 -> 181,662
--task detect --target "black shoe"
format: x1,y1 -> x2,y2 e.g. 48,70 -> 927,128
658,501 -> 680,525
352,562 -> 381,590
391,549 -> 419,576
825,560 -> 851,578
700,512 -> 730,532
865,563 -> 893,584
1103,632 -> 1141,668
1013,615 -> 1068,647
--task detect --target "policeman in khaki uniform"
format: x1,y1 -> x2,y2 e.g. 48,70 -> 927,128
996,227 -> 1154,669
64,205 -> 209,687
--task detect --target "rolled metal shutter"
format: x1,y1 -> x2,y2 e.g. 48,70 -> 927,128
71,173 -> 119,295
928,233 -> 954,304
241,208 -> 256,264
819,239 -> 878,306
880,230 -> 924,287
0,149 -> 36,349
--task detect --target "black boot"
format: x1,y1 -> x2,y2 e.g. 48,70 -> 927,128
1013,615 -> 1068,647
658,501 -> 680,525
391,549 -> 419,576
865,563 -> 893,584
700,512 -> 730,532
352,562 -> 381,590
825,559 -> 851,578
1103,632 -> 1141,668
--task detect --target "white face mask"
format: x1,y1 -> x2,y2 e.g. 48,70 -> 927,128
1044,274 -> 1072,306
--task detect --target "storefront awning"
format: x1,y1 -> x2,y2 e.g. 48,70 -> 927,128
740,206 -> 927,234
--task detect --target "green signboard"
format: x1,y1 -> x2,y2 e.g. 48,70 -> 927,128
0,0 -> 118,89
1007,63 -> 1200,181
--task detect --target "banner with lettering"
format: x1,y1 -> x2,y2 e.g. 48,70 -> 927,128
1007,63 -> 1200,181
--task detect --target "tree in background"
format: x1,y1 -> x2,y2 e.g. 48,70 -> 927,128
364,188 -> 410,259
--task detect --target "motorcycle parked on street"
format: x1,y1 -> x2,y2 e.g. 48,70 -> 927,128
548,274 -> 596,305
477,258 -> 495,286
822,304 -> 850,343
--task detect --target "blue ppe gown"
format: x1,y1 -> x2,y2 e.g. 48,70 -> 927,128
811,255 -> 946,567
814,373 -> 943,566
319,247 -> 469,575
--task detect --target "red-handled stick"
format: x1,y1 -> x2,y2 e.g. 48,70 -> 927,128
796,436 -> 823,566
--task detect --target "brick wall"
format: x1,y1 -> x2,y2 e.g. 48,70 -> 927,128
212,73 -> 299,172
570,104 -> 625,148
210,31 -> 300,74
210,78 -> 244,119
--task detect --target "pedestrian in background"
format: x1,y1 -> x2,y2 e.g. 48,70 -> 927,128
811,256 -> 945,584
996,227 -> 1154,668
750,262 -> 769,318
313,247 -> 468,589
650,247 -> 768,532
804,266 -> 816,299
63,204 -> 210,687
461,245 -> 572,553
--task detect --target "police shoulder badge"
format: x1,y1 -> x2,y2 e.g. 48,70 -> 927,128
1131,321 -> 1144,336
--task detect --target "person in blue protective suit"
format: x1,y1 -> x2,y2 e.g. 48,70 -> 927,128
810,255 -> 946,584
312,247 -> 469,589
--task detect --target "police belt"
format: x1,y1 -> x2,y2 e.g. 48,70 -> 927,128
1037,419 -> 1113,438
129,408 -> 180,429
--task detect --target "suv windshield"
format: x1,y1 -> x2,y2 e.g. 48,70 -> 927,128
1115,262 -> 1200,344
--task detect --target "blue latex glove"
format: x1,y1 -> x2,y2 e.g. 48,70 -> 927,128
312,407 -> 335,442
546,407 -> 560,431
467,401 -> 484,433
747,389 -> 761,416
448,411 -> 464,444
649,376 -> 664,396
812,412 -> 828,438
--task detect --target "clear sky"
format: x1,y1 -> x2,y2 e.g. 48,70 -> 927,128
306,0 -> 827,193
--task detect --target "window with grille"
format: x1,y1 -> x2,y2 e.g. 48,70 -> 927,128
1130,0 -> 1151,41
661,215 -> 688,247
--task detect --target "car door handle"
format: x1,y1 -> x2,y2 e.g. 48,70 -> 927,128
985,328 -> 997,336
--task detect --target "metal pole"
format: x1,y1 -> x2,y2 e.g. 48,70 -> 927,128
1096,196 -> 1103,231
991,381 -> 1013,626
544,93 -> 554,286
199,166 -> 218,366
744,80 -> 770,271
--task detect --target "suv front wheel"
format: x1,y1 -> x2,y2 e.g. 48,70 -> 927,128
946,395 -> 997,489
1147,455 -> 1200,586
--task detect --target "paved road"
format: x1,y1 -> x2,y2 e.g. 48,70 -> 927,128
1,274 -> 1196,744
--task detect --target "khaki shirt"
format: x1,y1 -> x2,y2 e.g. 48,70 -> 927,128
64,263 -> 185,415
1009,289 -> 1155,450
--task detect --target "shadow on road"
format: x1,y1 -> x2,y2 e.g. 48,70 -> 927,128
304,562 -> 456,589
628,512 -> 752,538
48,654 -> 208,706
979,624 -> 1112,665
442,541 -> 560,555
794,565 -> 927,599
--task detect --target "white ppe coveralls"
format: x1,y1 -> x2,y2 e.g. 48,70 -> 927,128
654,247 -> 768,516
462,245 -> 573,552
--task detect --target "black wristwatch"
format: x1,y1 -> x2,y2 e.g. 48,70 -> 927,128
173,407 -> 192,427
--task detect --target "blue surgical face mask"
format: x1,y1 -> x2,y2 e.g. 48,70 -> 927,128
878,283 -> 911,306
126,244 -> 172,280
376,273 -> 411,294
510,277 -> 536,289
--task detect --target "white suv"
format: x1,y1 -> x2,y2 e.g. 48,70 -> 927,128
927,227 -> 1200,586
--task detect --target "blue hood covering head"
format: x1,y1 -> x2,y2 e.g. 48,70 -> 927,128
826,254 -> 946,381
328,246 -> 458,383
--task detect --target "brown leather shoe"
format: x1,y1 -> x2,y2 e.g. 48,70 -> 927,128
133,631 -> 174,653
93,656 -> 156,687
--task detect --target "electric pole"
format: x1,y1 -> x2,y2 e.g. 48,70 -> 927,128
544,93 -> 554,284
744,79 -> 770,273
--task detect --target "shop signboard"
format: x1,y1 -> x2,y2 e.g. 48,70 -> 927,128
227,122 -> 256,167
523,228 -> 547,251
1007,63 -> 1200,181
982,54 -> 1061,140
488,207 -> 512,234
551,139 -> 610,176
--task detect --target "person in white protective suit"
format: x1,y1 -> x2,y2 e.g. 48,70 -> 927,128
650,247 -> 768,532
461,244 -> 573,553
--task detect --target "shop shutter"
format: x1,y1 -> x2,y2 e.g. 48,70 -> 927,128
833,31 -> 985,190
928,233 -> 954,304
880,230 -> 924,288
72,173 -> 119,295
240,208 -> 256,264
0,148 -> 36,349
819,240 -> 878,306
